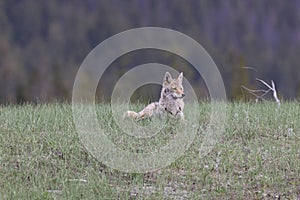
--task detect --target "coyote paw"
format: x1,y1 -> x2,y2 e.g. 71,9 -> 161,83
123,111 -> 138,120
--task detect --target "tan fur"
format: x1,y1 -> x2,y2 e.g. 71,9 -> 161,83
123,72 -> 185,120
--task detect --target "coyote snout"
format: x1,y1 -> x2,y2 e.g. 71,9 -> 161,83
165,87 -> 185,99
124,72 -> 185,120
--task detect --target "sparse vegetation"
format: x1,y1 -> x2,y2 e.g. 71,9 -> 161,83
0,102 -> 299,199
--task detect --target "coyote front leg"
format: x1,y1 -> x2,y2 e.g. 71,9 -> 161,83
123,102 -> 159,120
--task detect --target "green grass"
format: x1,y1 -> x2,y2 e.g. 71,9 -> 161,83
0,102 -> 299,199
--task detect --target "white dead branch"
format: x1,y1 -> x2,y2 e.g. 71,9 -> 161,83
242,78 -> 280,106
241,66 -> 258,73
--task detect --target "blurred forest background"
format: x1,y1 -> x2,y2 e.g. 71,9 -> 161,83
1,0 -> 300,104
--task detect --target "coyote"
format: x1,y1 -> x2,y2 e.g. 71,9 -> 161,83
124,72 -> 185,120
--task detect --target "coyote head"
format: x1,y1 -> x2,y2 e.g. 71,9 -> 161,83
162,72 -> 185,99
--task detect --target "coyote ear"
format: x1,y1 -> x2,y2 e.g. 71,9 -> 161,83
177,72 -> 183,83
163,72 -> 172,85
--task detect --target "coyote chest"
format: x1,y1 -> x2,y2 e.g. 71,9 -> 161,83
124,72 -> 185,120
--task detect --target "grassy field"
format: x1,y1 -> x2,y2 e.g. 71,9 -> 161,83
0,102 -> 299,199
